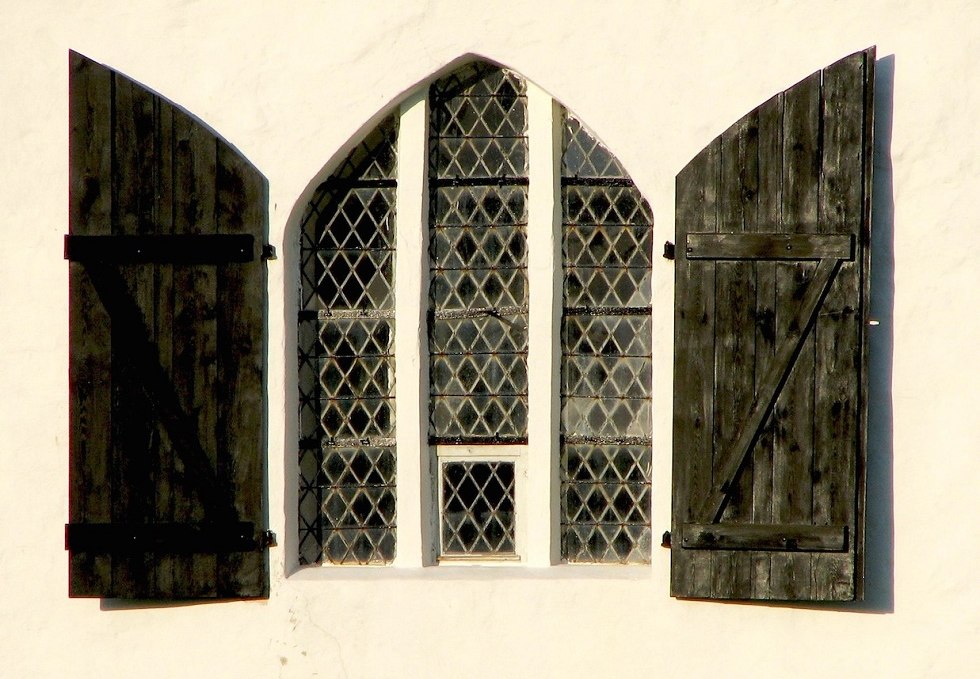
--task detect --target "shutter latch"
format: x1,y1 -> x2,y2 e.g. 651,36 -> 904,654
663,241 -> 675,260
661,530 -> 671,548
260,530 -> 278,548
262,244 -> 278,261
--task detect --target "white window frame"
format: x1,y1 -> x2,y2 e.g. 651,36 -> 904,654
435,444 -> 527,564
392,80 -> 561,567
296,69 -> 652,571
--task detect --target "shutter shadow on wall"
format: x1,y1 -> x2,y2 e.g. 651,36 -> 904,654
65,51 -> 271,599
671,48 -> 874,601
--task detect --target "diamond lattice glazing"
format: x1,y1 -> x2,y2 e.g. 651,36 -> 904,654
560,110 -> 653,564
433,186 -> 526,227
562,115 -> 629,179
428,63 -> 529,443
441,461 -> 516,555
562,315 -> 651,357
559,443 -> 651,563
298,116 -> 398,566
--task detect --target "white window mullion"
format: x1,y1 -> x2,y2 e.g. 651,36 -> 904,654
394,91 -> 432,567
525,83 -> 562,566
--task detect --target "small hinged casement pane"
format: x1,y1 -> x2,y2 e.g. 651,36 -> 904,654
440,460 -> 517,556
67,52 -> 269,600
670,48 -> 874,601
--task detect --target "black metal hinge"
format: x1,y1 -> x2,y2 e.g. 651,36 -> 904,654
260,530 -> 278,548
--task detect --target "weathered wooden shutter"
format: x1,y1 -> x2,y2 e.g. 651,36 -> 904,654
671,48 -> 873,601
66,52 -> 270,599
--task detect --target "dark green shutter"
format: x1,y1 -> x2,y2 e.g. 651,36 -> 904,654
66,51 -> 270,599
671,48 -> 874,601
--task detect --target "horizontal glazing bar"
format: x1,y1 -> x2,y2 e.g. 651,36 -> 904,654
563,306 -> 651,316
318,437 -> 397,448
320,396 -> 397,402
562,435 -> 652,446
431,306 -> 529,319
561,177 -> 636,187
430,265 -> 528,273
300,438 -> 396,451
315,309 -> 394,319
318,177 -> 397,188
432,177 -> 529,187
433,351 -> 530,357
310,247 -> 395,253
431,436 -> 528,445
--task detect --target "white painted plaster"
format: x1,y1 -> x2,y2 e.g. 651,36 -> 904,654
1,1 -> 978,677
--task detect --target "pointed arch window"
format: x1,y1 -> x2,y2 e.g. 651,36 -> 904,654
297,62 -> 653,567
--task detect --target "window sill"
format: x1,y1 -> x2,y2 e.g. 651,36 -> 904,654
286,563 -> 653,581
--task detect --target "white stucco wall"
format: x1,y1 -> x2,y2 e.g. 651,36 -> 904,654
1,1 -> 977,677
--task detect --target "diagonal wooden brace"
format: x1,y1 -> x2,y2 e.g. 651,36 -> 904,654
699,256 -> 843,523
81,261 -> 237,523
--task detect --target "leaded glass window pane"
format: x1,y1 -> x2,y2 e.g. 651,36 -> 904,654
441,461 -> 516,555
562,114 -> 630,179
561,444 -> 652,564
560,111 -> 653,564
298,115 -> 398,565
428,63 -> 529,444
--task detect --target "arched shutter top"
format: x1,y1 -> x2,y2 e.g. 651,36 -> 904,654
671,47 -> 874,601
66,51 -> 270,600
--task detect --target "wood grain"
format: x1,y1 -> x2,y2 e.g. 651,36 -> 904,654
770,69 -> 820,601
67,53 -> 269,600
671,138 -> 718,598
750,90 -> 782,599
711,113 -> 757,599
216,138 -> 269,598
671,49 -> 873,601
68,51 -> 113,597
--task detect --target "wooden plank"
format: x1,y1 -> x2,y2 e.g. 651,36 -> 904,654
711,113 -> 757,599
671,138 -> 719,598
110,71 -> 158,598
699,256 -> 839,524
685,233 -> 853,260
812,50 -> 867,601
153,95 -> 177,598
682,523 -> 846,551
216,138 -> 269,598
80,264 -> 227,514
172,107 -> 219,598
68,51 -> 113,597
771,70 -> 821,600
750,90 -> 783,599
856,47 -> 875,602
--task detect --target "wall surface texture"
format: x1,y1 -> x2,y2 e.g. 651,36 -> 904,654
1,1 -> 977,677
